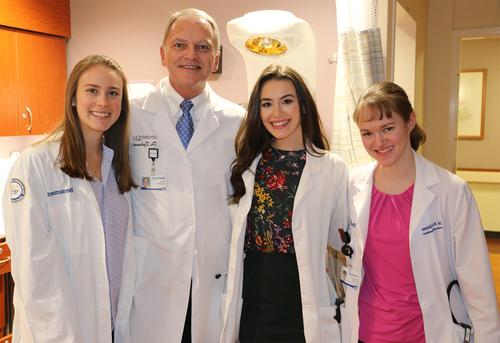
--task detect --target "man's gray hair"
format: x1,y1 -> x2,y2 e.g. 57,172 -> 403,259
162,8 -> 220,52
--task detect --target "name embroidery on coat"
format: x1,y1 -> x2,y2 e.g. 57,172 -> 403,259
421,221 -> 443,235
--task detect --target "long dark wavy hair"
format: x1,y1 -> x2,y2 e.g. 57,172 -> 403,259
230,64 -> 329,204
46,54 -> 136,193
353,81 -> 426,151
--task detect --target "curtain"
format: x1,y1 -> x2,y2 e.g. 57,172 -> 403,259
327,0 -> 386,303
330,0 -> 385,167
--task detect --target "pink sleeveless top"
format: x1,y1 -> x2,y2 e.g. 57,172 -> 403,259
358,184 -> 425,342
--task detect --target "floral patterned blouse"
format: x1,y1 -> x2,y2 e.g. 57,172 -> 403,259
244,147 -> 307,254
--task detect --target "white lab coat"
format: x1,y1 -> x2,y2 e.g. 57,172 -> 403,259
220,149 -> 348,343
342,151 -> 500,343
129,78 -> 244,342
2,140 -> 136,343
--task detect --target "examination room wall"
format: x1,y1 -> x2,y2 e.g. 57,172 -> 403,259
456,38 -> 500,233
67,0 -> 338,137
423,0 -> 500,170
457,38 -> 500,171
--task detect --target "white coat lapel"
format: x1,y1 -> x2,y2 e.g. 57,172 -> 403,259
408,152 -> 439,237
232,156 -> 260,236
187,109 -> 219,152
293,151 -> 321,209
75,177 -> 100,214
223,157 -> 259,340
351,163 -> 376,251
159,111 -> 186,153
187,85 -> 221,153
141,85 -> 185,153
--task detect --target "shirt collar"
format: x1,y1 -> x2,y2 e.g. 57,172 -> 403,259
162,79 -> 209,121
100,144 -> 114,185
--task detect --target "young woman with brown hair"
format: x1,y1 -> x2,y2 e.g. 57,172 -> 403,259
342,81 -> 500,343
3,54 -> 136,342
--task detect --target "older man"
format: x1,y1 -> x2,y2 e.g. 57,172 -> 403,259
129,8 -> 244,342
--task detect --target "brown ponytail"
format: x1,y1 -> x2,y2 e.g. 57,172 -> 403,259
353,81 -> 426,150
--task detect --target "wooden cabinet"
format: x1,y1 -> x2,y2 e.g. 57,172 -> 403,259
0,0 -> 70,38
0,28 -> 18,136
16,30 -> 67,135
0,0 -> 69,137
0,27 -> 66,136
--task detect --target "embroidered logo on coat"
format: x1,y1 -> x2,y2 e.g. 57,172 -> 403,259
131,134 -> 158,148
47,188 -> 73,197
10,178 -> 25,202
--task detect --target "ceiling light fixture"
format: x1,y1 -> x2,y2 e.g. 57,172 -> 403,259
245,36 -> 287,56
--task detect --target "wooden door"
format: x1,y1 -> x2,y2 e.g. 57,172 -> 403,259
0,28 -> 19,136
16,31 -> 66,135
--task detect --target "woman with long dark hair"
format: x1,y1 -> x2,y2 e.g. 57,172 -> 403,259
220,64 -> 347,342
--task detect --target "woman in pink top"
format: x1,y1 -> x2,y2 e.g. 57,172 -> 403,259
341,81 -> 500,342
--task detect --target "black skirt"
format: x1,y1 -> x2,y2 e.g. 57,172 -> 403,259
239,250 -> 306,343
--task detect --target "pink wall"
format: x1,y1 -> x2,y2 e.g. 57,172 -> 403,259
68,0 -> 338,137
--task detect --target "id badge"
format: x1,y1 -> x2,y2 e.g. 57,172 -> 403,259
341,265 -> 359,288
141,175 -> 166,190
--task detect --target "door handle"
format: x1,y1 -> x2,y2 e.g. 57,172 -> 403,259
21,106 -> 33,132
0,256 -> 10,267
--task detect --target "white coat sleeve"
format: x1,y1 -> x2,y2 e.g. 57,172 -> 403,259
328,157 -> 349,251
451,182 -> 500,342
2,153 -> 83,342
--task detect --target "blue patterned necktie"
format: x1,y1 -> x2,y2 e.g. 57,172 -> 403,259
176,99 -> 194,149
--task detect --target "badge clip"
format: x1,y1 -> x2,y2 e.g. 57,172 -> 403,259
148,148 -> 159,176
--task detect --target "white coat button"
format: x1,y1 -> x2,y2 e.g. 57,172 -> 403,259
193,249 -> 198,255
183,158 -> 190,165
187,218 -> 194,225
304,305 -> 312,311
185,188 -> 192,194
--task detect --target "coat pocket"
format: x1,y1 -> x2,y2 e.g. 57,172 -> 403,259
451,322 -> 474,343
319,305 -> 341,342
